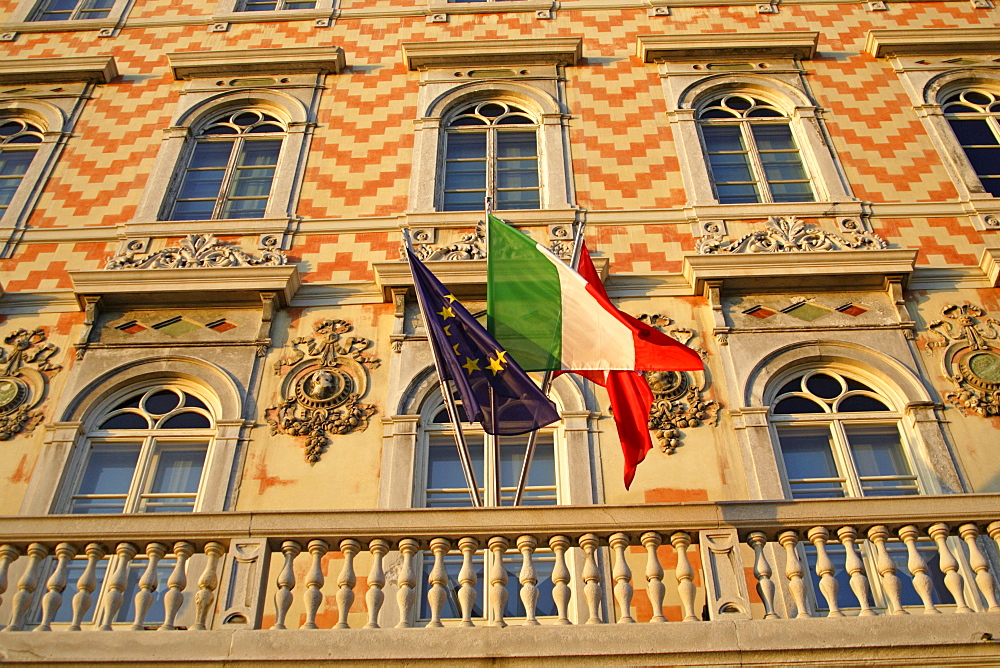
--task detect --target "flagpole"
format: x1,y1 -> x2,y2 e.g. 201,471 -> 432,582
403,229 -> 483,508
484,197 -> 503,507
511,218 -> 588,506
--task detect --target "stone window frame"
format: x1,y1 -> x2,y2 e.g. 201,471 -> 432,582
129,74 -> 322,238
641,33 -> 857,221
19,356 -> 246,516
865,28 -> 1000,230
1,0 -> 130,32
426,0 -> 553,16
0,56 -> 117,257
212,0 -> 337,25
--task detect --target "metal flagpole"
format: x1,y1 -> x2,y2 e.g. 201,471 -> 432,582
403,229 -> 482,508
511,218 -> 587,506
484,197 -> 501,507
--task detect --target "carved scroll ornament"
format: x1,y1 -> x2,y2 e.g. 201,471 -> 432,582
0,328 -> 61,440
928,303 -> 1000,417
266,319 -> 380,463
106,234 -> 286,269
695,217 -> 887,255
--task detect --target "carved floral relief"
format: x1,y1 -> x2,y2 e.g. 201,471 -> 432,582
695,216 -> 887,254
0,328 -> 61,440
266,319 -> 380,463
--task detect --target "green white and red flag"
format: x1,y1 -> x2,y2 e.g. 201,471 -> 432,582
486,214 -> 703,373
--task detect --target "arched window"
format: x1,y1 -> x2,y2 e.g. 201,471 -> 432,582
441,101 -> 540,212
30,0 -> 113,21
942,89 -> 1000,197
68,385 -> 214,514
167,109 -> 286,221
770,369 -> 918,499
0,119 -> 43,215
698,94 -> 814,205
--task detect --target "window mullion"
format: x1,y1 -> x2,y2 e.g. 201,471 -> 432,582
486,128 -> 498,209
830,420 -> 864,497
126,436 -> 157,513
743,121 -> 772,203
212,136 -> 243,220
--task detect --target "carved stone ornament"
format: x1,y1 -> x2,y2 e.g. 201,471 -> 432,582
928,303 -> 1000,417
695,216 -> 887,254
637,315 -> 720,454
105,234 -> 286,269
266,319 -> 380,463
413,223 -> 485,261
0,328 -> 61,440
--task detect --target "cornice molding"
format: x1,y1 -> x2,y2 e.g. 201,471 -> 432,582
865,28 -> 1000,58
69,265 -> 300,309
167,47 -> 346,80
637,32 -> 819,63
682,249 -> 919,295
0,56 -> 118,85
401,38 -> 583,70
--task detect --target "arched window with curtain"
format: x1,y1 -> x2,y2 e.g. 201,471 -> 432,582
942,88 -> 1000,197
0,119 -> 43,216
698,94 -> 814,205
67,385 -> 215,514
441,100 -> 540,212
167,109 -> 286,221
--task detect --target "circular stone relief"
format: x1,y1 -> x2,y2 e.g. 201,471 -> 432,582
294,366 -> 354,408
0,377 -> 28,414
968,352 -> 1000,385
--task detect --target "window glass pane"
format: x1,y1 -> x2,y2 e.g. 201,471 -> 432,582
0,151 -> 36,177
149,447 -> 206,494
837,394 -> 890,412
99,411 -> 150,429
702,125 -> 745,152
947,119 -> 999,146
776,426 -> 845,498
498,435 -> 555,506
751,124 -> 797,150
773,396 -> 825,414
159,411 -> 211,429
188,141 -> 234,168
71,444 -> 141,513
425,436 -> 484,507
845,424 -> 916,496
714,184 -> 759,204
963,147 -> 1000,176
805,374 -> 842,399
497,133 -> 537,158
144,390 -> 180,416
238,140 -> 281,167
770,182 -> 815,202
496,190 -> 540,210
446,133 -> 486,160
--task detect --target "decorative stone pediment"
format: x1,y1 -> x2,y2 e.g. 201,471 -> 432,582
105,234 -> 287,270
637,32 -> 819,62
695,217 -> 886,255
167,47 -> 346,80
401,38 -> 582,70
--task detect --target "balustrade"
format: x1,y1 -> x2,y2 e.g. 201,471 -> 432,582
0,497 -> 999,632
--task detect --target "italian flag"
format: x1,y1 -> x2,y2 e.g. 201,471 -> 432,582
486,215 -> 703,373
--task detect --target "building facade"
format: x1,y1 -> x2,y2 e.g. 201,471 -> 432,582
0,0 -> 999,664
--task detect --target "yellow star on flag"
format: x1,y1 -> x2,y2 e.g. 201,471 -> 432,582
452,343 -> 461,356
443,324 -> 451,336
445,294 -> 458,303
487,356 -> 505,375
438,305 -> 455,320
462,357 -> 481,375
495,349 -> 508,364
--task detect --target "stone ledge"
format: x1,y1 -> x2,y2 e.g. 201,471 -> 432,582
0,56 -> 118,85
401,38 -> 583,70
865,28 -> 1000,58
0,615 -> 997,665
167,47 -> 346,80
637,32 -> 819,62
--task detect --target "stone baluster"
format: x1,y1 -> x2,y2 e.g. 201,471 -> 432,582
989,522 -> 1000,554
549,535 -> 571,625
69,543 -> 106,631
4,543 -> 48,632
426,538 -> 451,628
609,533 -> 634,623
99,542 -> 139,631
35,542 -> 76,632
928,523 -> 972,614
300,539 -> 329,629
457,537 -> 479,627
395,538 -> 419,628
488,536 -> 509,628
516,535 -> 539,626
365,539 -> 389,629
807,527 -> 841,617
837,527 -> 875,616
641,532 -> 667,623
159,541 -> 194,631
959,524 -> 1000,612
0,544 -> 19,614
191,542 -> 225,630
271,540 -> 302,630
777,531 -> 809,618
898,526 -> 938,614
747,532 -> 777,619
132,542 -> 167,630
671,532 -> 698,622
579,534 -> 603,624
867,526 -> 906,615
335,538 -> 361,629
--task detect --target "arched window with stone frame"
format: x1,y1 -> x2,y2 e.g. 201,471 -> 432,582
941,87 -> 1000,198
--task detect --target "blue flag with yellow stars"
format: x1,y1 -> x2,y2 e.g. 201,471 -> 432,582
406,245 -> 560,435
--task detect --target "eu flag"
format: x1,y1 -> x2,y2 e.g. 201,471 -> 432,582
406,245 -> 560,435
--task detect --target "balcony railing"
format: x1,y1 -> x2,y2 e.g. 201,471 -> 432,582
0,496 -> 999,661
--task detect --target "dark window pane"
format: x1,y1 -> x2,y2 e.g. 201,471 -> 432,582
837,394 -> 890,412
446,133 -> 487,160
947,119 -> 998,146
773,396 -> 826,414
805,374 -> 842,399
159,411 -> 211,429
144,390 -> 180,416
100,411 -> 150,429
702,126 -> 745,152
148,447 -> 206,495
751,124 -> 797,151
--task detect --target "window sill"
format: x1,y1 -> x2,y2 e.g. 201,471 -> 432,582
212,9 -> 338,25
0,18 -> 118,34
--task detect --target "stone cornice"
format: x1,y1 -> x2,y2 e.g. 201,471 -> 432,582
0,56 -> 118,85
167,47 -> 346,80
683,249 -> 918,295
637,32 -> 819,62
68,265 -> 300,309
865,28 -> 1000,58
401,38 -> 583,70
